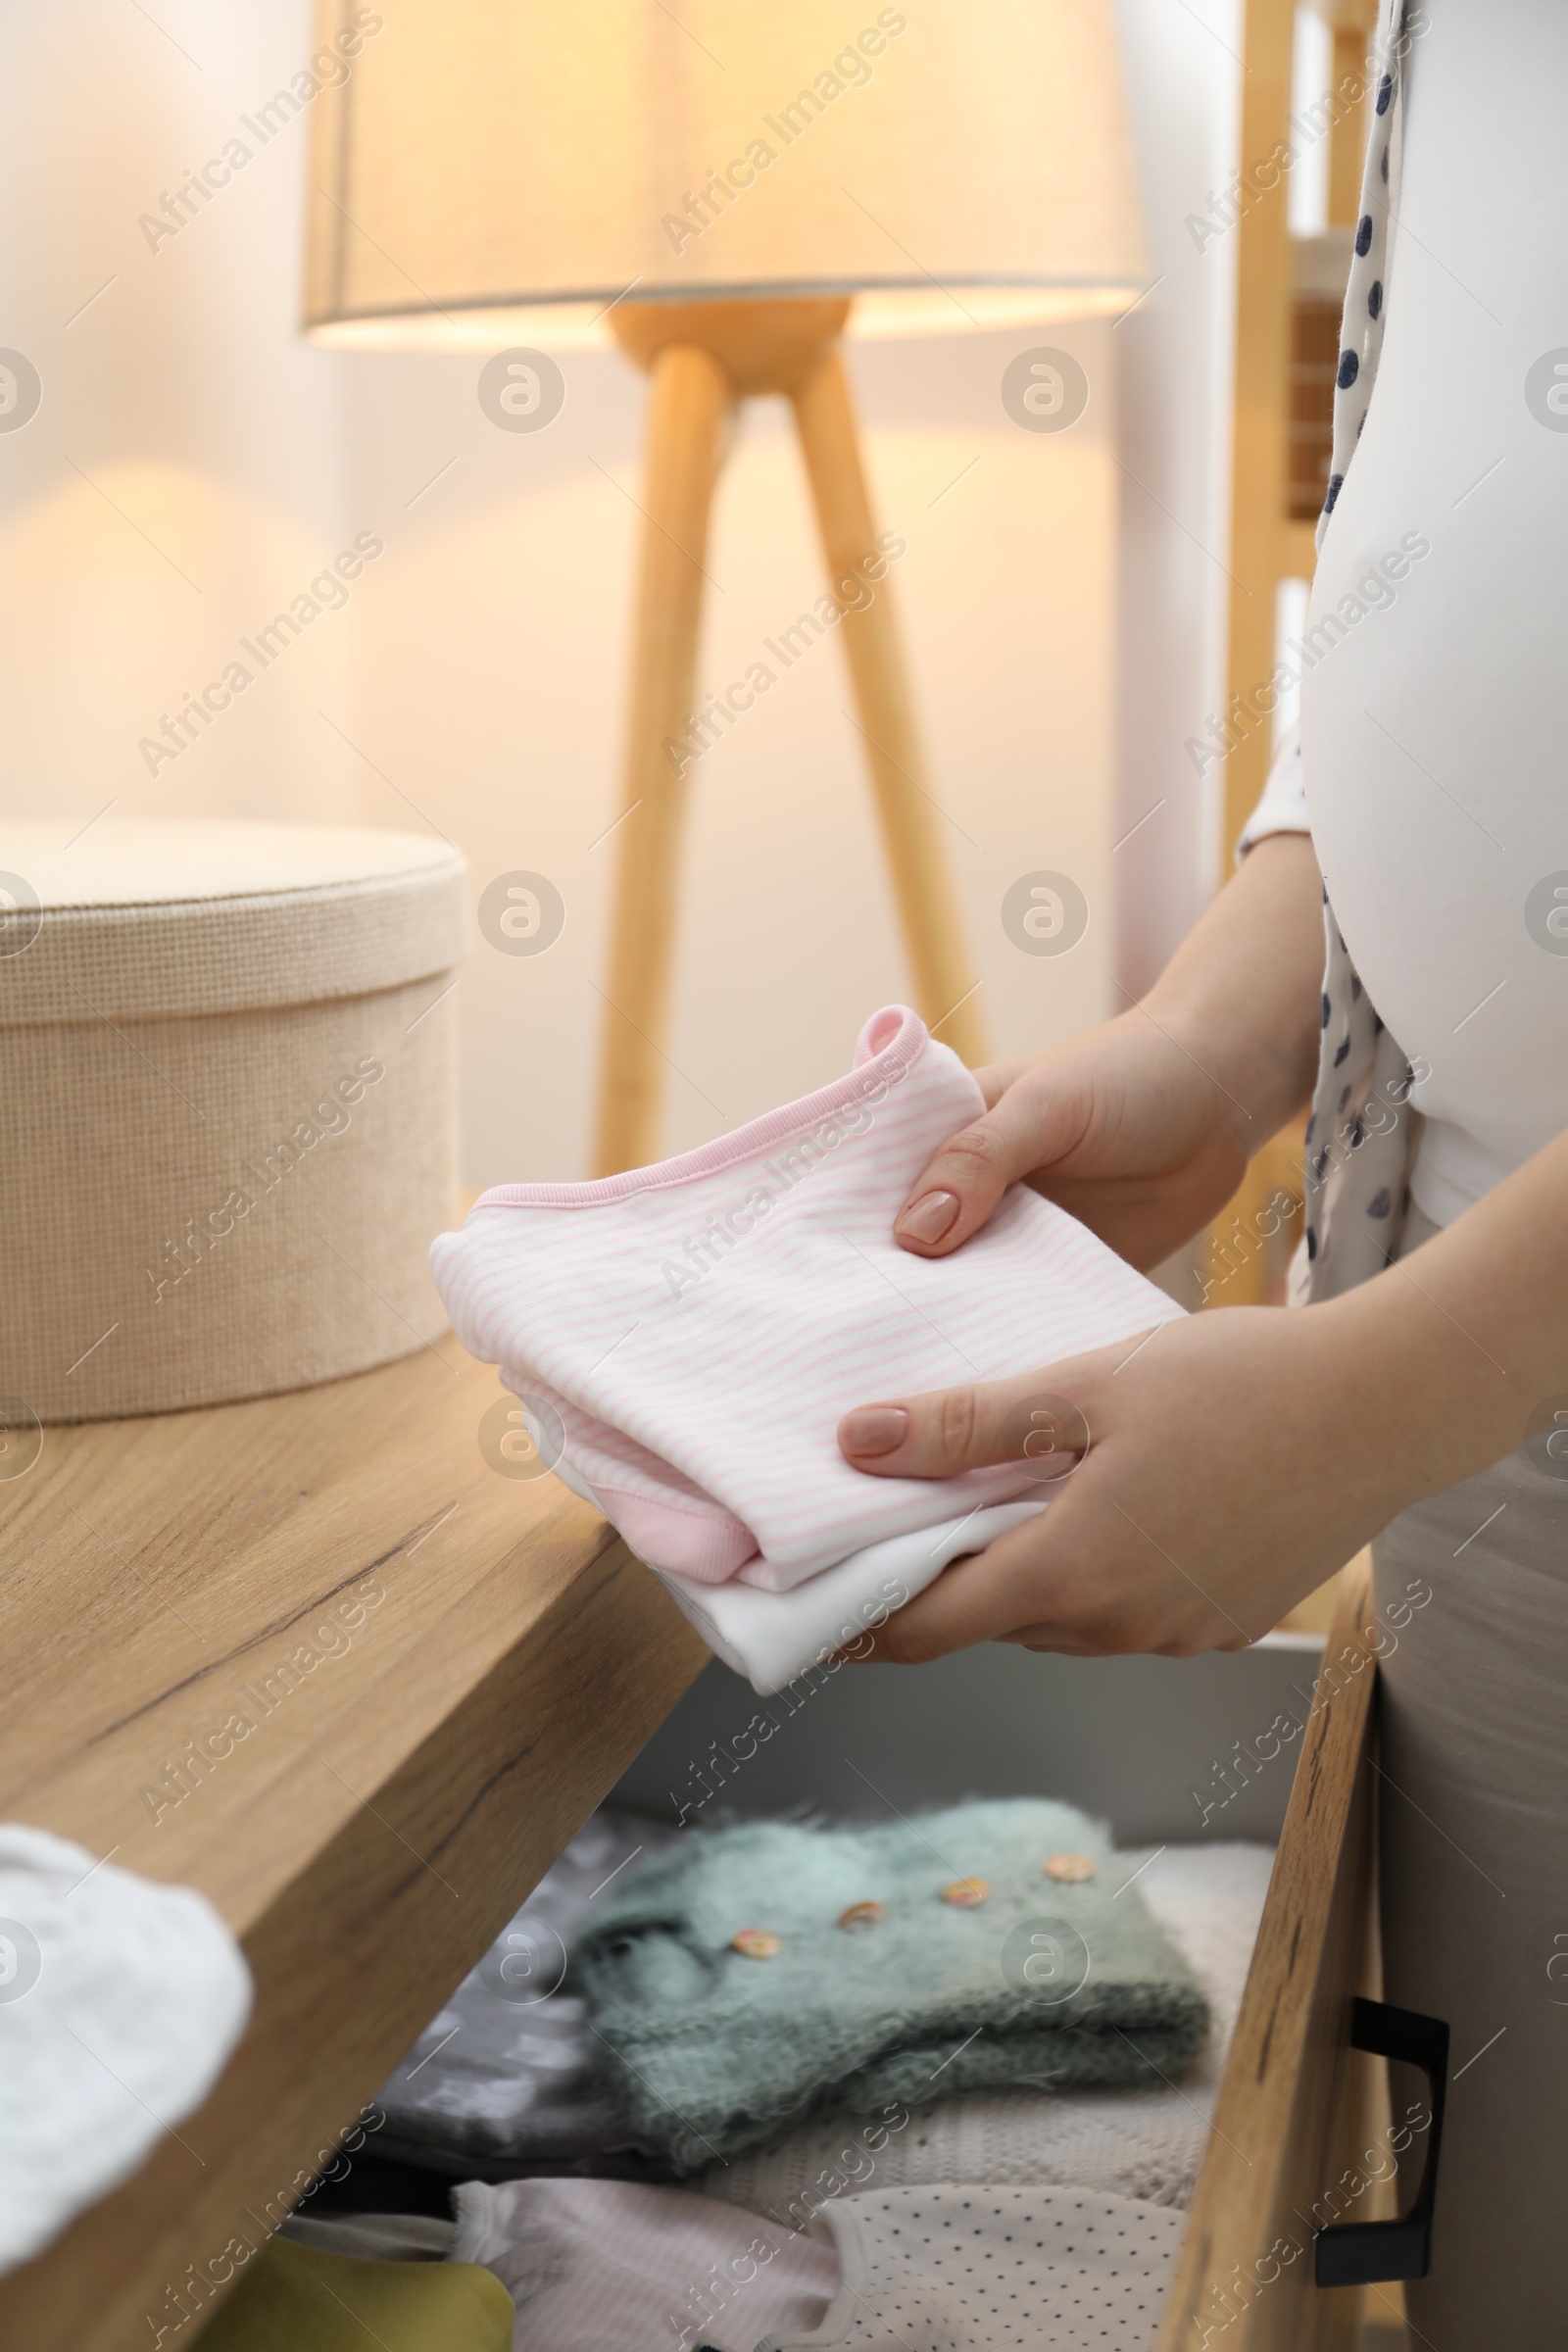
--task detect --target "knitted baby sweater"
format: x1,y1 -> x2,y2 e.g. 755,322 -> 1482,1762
576,1801 -> 1209,2171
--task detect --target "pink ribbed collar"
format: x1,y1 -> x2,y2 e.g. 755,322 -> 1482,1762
473,1004 -> 929,1210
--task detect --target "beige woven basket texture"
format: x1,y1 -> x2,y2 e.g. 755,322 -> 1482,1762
0,821 -> 467,1424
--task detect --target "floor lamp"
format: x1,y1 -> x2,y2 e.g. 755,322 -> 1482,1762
305,0 -> 1148,1175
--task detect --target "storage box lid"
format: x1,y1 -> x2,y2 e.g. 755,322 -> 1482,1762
0,821 -> 467,1023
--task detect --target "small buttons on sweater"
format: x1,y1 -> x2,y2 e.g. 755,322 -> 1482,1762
726,1857 -> 1098,1955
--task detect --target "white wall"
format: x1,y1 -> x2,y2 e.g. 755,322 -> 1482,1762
0,0 -> 357,831
1110,0 -> 1241,1000
339,321 -> 1122,1180
1,0 -> 1239,1194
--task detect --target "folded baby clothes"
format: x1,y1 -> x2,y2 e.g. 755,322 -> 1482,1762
431,1004 -> 1182,1594
190,2234 -> 514,2351
700,1842 -> 1275,2219
547,1462 -> 1048,1697
0,1823 -> 252,2277
449,2178 -> 838,2351
372,1809 -> 676,2175
576,1801 -> 1209,2173
760,2182 -> 1184,2351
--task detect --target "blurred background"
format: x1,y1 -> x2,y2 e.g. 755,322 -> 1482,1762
0,0 -> 1344,1199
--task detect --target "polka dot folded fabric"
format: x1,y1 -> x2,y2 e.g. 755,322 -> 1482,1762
575,1800 -> 1208,2173
762,2182 -> 1184,2352
444,2176 -> 1181,2352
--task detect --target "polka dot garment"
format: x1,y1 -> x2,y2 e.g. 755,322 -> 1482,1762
1259,0 -> 1426,1301
759,2183 -> 1183,2351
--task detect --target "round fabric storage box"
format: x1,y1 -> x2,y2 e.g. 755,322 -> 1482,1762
0,821 -> 466,1424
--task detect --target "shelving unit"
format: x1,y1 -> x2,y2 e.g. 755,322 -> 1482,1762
1200,20 -> 1408,2337
1202,0 -> 1377,1317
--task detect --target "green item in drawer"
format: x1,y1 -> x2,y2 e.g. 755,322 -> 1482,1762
577,1798 -> 1210,2170
191,2235 -> 514,2351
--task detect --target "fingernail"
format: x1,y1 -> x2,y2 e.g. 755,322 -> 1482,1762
840,1406 -> 909,1457
896,1190 -> 959,1246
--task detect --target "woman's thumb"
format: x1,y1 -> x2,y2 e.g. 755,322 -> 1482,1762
893,1088 -> 1058,1256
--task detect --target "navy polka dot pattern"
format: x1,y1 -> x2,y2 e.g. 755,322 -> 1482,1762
1320,1 -> 1402,529
1298,0 -> 1423,1304
760,2184 -> 1184,2350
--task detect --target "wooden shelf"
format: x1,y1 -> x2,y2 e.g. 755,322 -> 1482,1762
0,1345 -> 708,2350
1280,514 -> 1320,586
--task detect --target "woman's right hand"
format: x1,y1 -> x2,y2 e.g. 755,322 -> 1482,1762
897,1010 -> 1252,1272
898,832 -> 1326,1271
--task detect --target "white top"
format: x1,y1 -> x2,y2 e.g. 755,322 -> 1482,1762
1243,1 -> 1568,1227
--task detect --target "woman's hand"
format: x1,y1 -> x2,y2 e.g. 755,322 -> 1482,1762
836,1293 -> 1438,1662
895,1013 -> 1251,1274
897,832 -> 1325,1272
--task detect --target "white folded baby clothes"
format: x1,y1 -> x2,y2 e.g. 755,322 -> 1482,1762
433,1006 -> 1181,1615
547,1437 -> 1044,1695
449,2178 -> 838,2350
642,1502 -> 1050,1696
0,1824 -> 251,2275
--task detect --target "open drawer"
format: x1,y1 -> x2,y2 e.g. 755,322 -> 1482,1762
614,1553 -> 1425,2350
0,1321 -> 1415,2352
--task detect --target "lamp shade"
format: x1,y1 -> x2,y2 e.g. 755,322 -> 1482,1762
304,0 -> 1149,348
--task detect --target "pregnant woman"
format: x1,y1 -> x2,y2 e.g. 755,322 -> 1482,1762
838,2 -> 1567,2335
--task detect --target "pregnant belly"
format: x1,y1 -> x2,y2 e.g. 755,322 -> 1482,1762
1301,501 -> 1568,1178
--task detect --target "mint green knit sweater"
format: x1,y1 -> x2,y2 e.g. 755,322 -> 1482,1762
577,1800 -> 1209,2170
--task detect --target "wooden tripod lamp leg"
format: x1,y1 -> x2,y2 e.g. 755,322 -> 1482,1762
593,342 -> 730,1177
791,350 -> 991,1069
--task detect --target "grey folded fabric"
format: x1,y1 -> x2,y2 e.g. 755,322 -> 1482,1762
577,1800 -> 1209,2172
372,1810 -> 677,2175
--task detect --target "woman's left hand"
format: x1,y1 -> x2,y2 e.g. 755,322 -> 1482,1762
835,1298 -> 1430,1662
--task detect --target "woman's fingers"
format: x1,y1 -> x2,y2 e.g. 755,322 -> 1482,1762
843,1478 -> 1259,1666
835,1304 -> 1395,1671
970,1055 -> 1033,1111
892,1074 -> 1078,1257
838,1360 -> 1112,1478
849,1504 -> 1168,1663
850,1520 -> 1070,1661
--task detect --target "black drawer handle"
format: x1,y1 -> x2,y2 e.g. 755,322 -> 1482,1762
1313,1995 -> 1448,2287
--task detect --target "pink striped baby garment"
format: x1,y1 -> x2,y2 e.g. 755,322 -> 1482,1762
431,1007 -> 1184,1592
